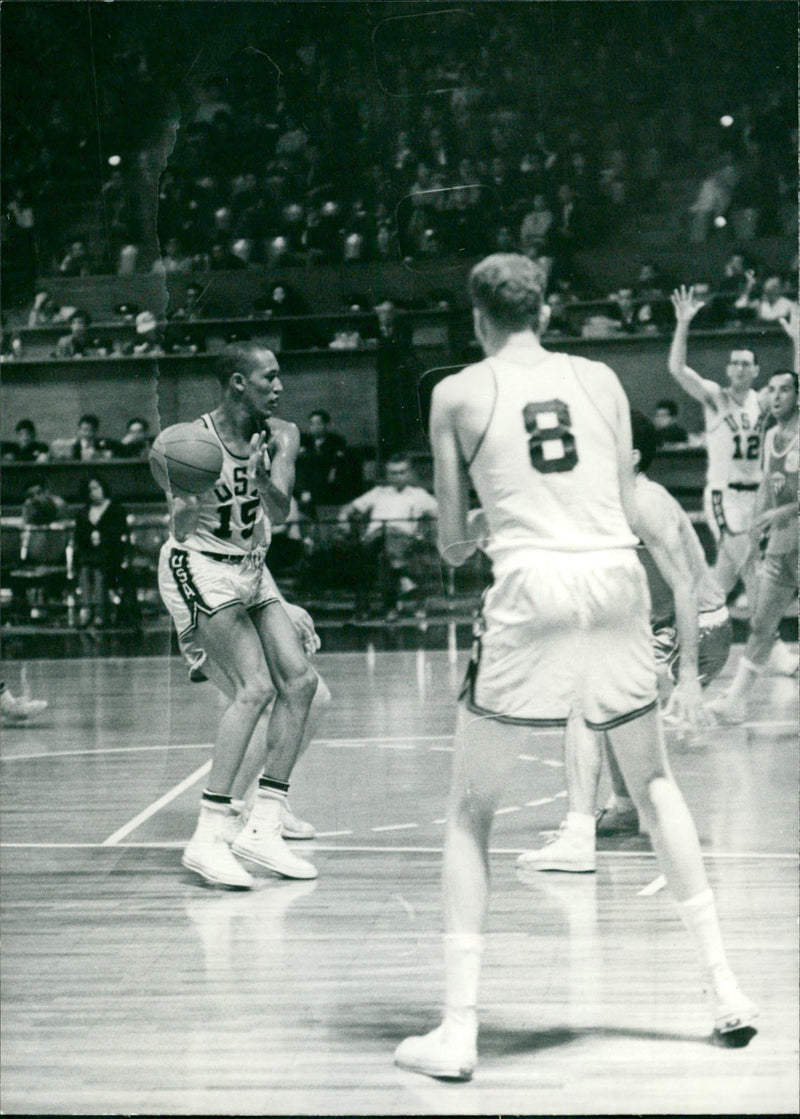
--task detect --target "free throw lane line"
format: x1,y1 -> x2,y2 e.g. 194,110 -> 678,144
101,760 -> 211,846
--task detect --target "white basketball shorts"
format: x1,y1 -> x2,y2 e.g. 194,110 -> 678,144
462,549 -> 658,730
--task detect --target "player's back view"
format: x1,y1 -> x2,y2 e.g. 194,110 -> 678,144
395,253 -> 758,1082
456,343 -> 653,730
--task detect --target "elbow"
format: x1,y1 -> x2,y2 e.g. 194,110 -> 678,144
439,539 -> 476,567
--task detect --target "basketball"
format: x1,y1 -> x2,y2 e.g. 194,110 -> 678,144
149,423 -> 223,494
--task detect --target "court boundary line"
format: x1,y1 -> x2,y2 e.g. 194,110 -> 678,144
3,719 -> 796,764
1,841 -> 796,860
101,761 -> 212,846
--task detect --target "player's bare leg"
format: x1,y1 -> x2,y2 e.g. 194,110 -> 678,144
394,705 -> 529,1080
608,708 -> 758,1042
595,734 -> 640,836
195,656 -> 329,839
183,606 -> 277,888
710,573 -> 797,724
230,675 -> 330,838
231,601 -> 319,879
517,714 -> 598,872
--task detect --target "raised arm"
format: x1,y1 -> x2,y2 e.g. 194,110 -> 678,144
249,419 -> 299,526
668,286 -> 724,410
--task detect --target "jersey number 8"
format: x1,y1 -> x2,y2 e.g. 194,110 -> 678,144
523,400 -> 578,473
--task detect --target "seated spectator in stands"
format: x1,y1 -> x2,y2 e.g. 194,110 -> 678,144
73,476 -> 128,628
58,241 -> 90,277
209,240 -> 248,270
70,414 -> 117,461
757,275 -> 795,323
543,291 -> 578,336
21,477 -> 68,525
53,310 -> 92,358
154,237 -> 192,275
296,410 -> 351,512
168,282 -> 206,322
718,252 -> 753,303
519,194 -> 554,255
686,281 -> 728,329
117,417 -> 152,459
267,495 -> 306,574
6,419 -> 49,462
252,282 -> 318,348
27,290 -> 75,327
689,163 -> 738,243
130,311 -> 165,356
606,288 -> 653,333
652,399 -> 688,447
338,453 -> 438,618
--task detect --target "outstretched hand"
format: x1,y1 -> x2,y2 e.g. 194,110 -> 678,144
662,677 -> 713,740
247,431 -> 272,491
671,284 -> 706,325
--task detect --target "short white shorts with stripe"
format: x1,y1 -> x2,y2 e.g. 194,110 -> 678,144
158,543 -> 280,645
462,549 -> 658,730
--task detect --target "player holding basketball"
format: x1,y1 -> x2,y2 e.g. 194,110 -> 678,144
158,343 -> 319,888
709,368 -> 799,723
519,410 -> 727,867
394,254 -> 757,1081
668,285 -> 796,675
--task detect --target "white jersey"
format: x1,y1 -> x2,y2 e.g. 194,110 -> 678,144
704,388 -> 764,490
172,414 -> 270,556
467,349 -> 637,563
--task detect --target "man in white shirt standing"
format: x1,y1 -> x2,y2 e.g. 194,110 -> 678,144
339,453 -> 438,619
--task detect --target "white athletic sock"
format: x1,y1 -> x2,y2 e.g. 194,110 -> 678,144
249,787 -> 286,829
443,933 -> 482,1034
565,811 -> 595,837
196,797 -> 230,836
725,657 -> 761,703
675,889 -> 729,974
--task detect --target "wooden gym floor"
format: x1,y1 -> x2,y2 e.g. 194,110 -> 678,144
1,646 -> 797,1115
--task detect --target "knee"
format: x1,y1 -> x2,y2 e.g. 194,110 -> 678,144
640,774 -> 673,815
233,671 -> 274,712
280,662 -> 318,706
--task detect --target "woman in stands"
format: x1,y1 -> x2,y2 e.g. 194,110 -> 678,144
73,477 -> 128,628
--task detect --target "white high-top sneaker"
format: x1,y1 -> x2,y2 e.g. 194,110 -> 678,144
517,820 -> 596,873
232,818 -> 318,879
394,1019 -> 477,1080
182,810 -> 254,889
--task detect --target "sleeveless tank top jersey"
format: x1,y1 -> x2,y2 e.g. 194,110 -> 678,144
762,424 -> 799,556
467,350 -> 637,564
704,388 -> 764,490
178,414 -> 270,555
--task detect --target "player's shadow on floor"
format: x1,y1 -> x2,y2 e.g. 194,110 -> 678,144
343,1015 -> 701,1055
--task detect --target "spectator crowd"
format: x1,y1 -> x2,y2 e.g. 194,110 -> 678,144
1,2 -> 795,303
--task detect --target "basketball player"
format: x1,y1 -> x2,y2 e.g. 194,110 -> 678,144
709,369 -> 799,723
668,285 -> 796,675
158,343 -> 319,888
519,410 -> 728,868
393,254 -> 757,1081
